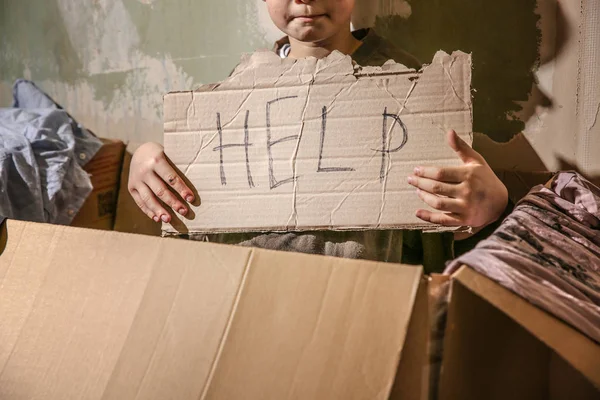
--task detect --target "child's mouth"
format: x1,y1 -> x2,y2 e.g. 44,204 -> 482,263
294,14 -> 326,23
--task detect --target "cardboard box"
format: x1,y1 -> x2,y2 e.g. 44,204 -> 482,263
1,221 -> 597,399
71,139 -> 126,231
439,266 -> 600,400
163,50 -> 473,234
0,219 -> 433,400
113,142 -> 163,236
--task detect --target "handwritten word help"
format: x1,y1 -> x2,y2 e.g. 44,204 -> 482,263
213,96 -> 408,190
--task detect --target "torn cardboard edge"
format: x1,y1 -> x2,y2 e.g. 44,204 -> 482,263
161,223 -> 465,238
163,49 -> 473,235
161,50 -> 418,99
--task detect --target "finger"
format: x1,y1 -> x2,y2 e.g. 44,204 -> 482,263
413,165 -> 467,184
146,173 -> 188,216
447,129 -> 483,164
416,209 -> 464,226
416,189 -> 465,213
407,175 -> 460,198
153,158 -> 195,203
130,189 -> 160,222
136,183 -> 172,223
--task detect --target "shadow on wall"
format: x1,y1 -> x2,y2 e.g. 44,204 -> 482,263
371,0 -> 566,144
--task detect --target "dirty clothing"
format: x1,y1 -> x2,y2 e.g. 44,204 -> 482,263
195,29 -> 453,272
446,172 -> 600,343
0,80 -> 102,224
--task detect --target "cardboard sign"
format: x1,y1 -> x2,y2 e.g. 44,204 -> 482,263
163,50 -> 472,234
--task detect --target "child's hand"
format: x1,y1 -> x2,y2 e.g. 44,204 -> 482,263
407,130 -> 508,229
128,142 -> 195,223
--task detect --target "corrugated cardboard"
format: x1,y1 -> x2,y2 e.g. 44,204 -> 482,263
439,267 -> 600,399
113,142 -> 163,236
390,274 -> 450,400
2,222 -> 598,398
163,50 -> 473,234
0,220 -> 427,400
71,139 -> 126,231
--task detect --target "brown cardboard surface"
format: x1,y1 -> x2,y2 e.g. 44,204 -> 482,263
389,277 -> 430,400
439,267 -> 600,399
495,170 -> 555,204
163,50 -> 472,234
424,274 -> 451,400
113,142 -> 162,236
0,220 -> 423,400
71,139 -> 125,230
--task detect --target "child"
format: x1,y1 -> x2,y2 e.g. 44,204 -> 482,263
128,0 -> 509,272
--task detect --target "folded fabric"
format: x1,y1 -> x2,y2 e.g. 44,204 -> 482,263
0,80 -> 102,224
446,171 -> 600,343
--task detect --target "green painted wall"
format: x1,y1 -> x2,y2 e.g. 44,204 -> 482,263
0,0 -> 275,143
374,0 -> 540,143
0,0 -> 541,146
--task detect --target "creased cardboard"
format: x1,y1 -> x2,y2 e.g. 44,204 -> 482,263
163,50 -> 473,234
439,267 -> 600,399
0,220 -> 424,400
2,221 -> 599,398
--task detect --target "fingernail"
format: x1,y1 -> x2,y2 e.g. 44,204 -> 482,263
186,195 -> 194,203
414,167 -> 421,175
178,208 -> 187,216
161,215 -> 169,223
407,176 -> 414,184
152,216 -> 159,222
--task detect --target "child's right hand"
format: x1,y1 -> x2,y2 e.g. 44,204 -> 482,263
128,142 -> 195,223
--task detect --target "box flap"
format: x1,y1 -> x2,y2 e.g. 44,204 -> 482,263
163,50 -> 473,234
204,250 -> 422,400
0,220 -> 250,399
0,220 -> 423,399
451,266 -> 600,389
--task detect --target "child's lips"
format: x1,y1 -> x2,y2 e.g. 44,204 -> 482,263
294,14 -> 325,22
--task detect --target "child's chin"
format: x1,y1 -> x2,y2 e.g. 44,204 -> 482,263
290,26 -> 330,43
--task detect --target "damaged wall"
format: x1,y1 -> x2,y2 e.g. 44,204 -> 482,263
0,0 -> 274,144
373,0 -> 540,143
0,0 -> 597,174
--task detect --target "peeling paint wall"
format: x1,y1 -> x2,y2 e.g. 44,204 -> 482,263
373,0 -> 541,143
0,0 -> 597,174
0,0 -> 275,143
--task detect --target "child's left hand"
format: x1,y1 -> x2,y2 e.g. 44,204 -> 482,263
407,130 -> 508,230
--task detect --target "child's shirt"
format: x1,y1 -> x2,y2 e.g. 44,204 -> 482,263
275,28 -> 421,70
194,29 -> 454,273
